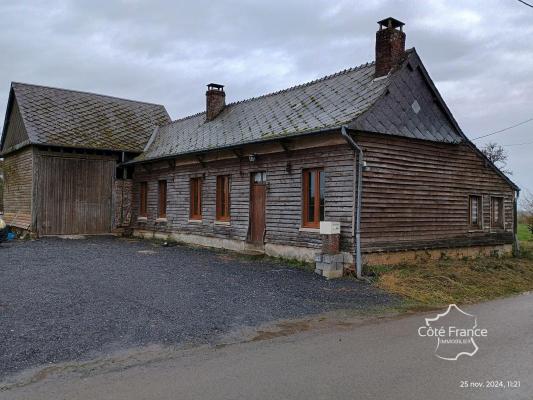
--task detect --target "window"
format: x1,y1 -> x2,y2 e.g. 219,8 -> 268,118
190,177 -> 202,220
491,197 -> 504,228
216,175 -> 230,221
302,169 -> 325,228
139,182 -> 148,218
158,180 -> 167,219
469,195 -> 482,229
253,171 -> 267,184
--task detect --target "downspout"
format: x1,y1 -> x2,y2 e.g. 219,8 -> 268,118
514,189 -> 520,256
341,126 -> 363,279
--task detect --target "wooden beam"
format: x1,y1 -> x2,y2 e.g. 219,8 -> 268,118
167,159 -> 176,170
279,140 -> 293,156
232,148 -> 244,159
196,154 -> 207,168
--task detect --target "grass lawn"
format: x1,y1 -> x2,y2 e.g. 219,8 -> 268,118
370,241 -> 533,308
518,223 -> 533,241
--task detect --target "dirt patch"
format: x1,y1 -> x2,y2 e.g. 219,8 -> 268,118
252,321 -> 311,341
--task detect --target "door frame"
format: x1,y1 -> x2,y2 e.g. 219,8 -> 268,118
248,171 -> 267,244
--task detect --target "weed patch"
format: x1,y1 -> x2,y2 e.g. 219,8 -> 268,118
371,243 -> 533,307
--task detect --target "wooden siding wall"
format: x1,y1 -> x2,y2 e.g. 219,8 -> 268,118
133,144 -> 355,252
2,97 -> 29,152
133,133 -> 515,255
2,146 -> 33,229
33,150 -> 117,235
357,133 -> 515,252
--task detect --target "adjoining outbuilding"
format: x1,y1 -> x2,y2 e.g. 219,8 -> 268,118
0,84 -> 169,235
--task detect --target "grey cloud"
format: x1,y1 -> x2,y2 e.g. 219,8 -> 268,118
1,0 -> 532,191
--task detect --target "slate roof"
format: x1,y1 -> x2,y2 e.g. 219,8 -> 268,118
2,83 -> 170,153
138,49 -> 463,163
137,61 -> 391,161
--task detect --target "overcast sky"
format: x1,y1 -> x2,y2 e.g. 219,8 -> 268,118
1,0 -> 532,194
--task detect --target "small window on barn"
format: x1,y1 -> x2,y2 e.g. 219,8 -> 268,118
491,196 -> 504,229
139,182 -> 148,218
158,180 -> 167,219
216,175 -> 230,222
469,195 -> 482,229
302,169 -> 325,228
190,177 -> 203,220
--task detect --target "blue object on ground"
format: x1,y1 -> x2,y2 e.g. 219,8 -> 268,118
7,232 -> 15,241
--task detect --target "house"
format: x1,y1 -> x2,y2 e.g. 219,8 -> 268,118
0,83 -> 170,235
126,18 -> 519,269
0,17 -> 519,272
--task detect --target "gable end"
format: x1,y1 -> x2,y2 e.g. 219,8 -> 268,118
1,91 -> 30,154
350,50 -> 462,143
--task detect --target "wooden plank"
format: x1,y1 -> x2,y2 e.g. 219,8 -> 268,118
131,135 -> 516,252
37,155 -> 114,235
2,146 -> 33,229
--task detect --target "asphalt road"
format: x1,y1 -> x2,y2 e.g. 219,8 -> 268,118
2,293 -> 531,399
0,237 -> 396,379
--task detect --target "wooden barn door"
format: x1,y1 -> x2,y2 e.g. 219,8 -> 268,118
38,156 -> 114,235
249,172 -> 267,244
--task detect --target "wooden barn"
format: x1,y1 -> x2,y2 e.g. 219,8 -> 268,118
0,83 -> 169,235
126,18 -> 519,269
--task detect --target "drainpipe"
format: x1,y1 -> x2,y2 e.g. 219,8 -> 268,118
341,126 -> 363,279
514,189 -> 520,256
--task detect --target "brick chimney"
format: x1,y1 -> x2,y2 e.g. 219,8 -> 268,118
375,17 -> 406,78
206,83 -> 225,121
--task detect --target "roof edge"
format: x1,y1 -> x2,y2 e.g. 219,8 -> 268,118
0,86 -> 16,152
11,81 -> 169,109
0,139 -> 31,157
126,125 -> 344,165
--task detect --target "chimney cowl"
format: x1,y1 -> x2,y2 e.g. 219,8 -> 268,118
206,83 -> 225,121
375,17 -> 406,78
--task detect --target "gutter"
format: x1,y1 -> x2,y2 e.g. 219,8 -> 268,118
341,126 -> 363,279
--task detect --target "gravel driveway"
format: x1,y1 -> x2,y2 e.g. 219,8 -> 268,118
0,237 -> 397,379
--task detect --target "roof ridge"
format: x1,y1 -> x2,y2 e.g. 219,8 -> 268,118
169,110 -> 206,124
11,82 -> 167,108
166,60 -> 375,126
227,60 -> 375,107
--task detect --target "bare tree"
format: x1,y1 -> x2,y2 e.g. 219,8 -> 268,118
481,142 -> 512,175
521,191 -> 533,234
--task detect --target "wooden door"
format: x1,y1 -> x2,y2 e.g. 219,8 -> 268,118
249,172 -> 267,244
38,156 -> 115,235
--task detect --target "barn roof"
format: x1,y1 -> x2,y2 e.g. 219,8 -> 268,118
136,49 -> 463,163
1,83 -> 170,154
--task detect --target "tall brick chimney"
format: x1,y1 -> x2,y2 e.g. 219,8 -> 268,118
375,17 -> 406,78
206,83 -> 225,121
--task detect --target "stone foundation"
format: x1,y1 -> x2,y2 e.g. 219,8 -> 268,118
362,244 -> 513,266
133,229 -> 513,278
